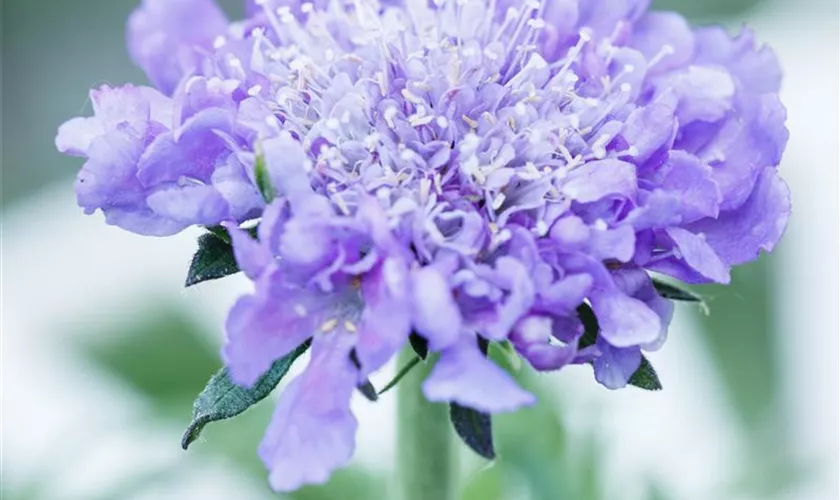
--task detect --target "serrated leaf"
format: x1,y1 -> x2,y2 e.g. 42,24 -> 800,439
628,357 -> 662,391
408,333 -> 429,360
181,341 -> 310,449
450,403 -> 496,460
184,233 -> 240,287
652,278 -> 704,303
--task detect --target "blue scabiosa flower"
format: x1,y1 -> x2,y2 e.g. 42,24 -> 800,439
57,0 -> 791,491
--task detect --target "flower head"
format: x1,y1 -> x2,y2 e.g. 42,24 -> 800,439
57,0 -> 790,491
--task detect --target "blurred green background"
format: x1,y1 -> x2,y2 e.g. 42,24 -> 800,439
2,1 -> 838,499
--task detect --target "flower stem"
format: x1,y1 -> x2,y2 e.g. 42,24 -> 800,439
396,347 -> 457,500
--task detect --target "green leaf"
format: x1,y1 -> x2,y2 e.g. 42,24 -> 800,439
450,403 -> 496,460
378,355 -> 421,395
409,332 -> 429,360
652,278 -> 706,304
254,152 -> 275,203
185,233 -> 240,287
181,341 -> 310,450
629,357 -> 662,391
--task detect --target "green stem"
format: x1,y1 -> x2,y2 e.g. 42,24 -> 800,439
396,348 -> 457,500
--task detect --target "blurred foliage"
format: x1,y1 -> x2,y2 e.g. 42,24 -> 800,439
693,259 -> 779,427
689,253 -> 804,498
77,308 -> 221,415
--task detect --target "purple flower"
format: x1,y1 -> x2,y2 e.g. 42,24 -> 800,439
57,0 -> 791,490
128,0 -> 228,95
56,78 -> 264,235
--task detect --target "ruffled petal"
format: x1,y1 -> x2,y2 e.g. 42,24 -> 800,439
259,331 -> 358,492
483,257 -> 535,340
56,117 -> 104,157
224,221 -> 272,280
688,167 -> 791,266
263,132 -> 314,203
655,151 -> 722,222
578,259 -> 661,347
693,26 -> 782,94
654,66 -> 736,125
621,103 -> 678,167
423,335 -> 536,413
224,272 -> 335,386
577,0 -> 650,39
561,159 -> 637,203
593,339 -> 641,390
146,183 -> 230,226
411,266 -> 462,350
127,0 -> 228,95
511,315 -> 581,371
631,12 -> 694,74
355,258 -> 412,375
137,108 -> 233,186
665,227 -> 730,284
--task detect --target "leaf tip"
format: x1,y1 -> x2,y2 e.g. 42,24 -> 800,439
181,420 -> 204,450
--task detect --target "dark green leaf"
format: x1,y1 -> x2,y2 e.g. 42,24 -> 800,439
408,333 -> 429,360
450,403 -> 496,460
477,335 -> 490,355
205,225 -> 232,244
576,303 -> 598,348
357,379 -> 379,402
181,341 -> 310,450
628,357 -> 662,391
652,278 -> 705,303
184,233 -> 240,287
378,355 -> 421,395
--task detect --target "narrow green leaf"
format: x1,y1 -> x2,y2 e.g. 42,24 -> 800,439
628,357 -> 662,391
181,341 -> 310,449
254,152 -> 275,203
652,278 -> 705,303
409,333 -> 429,360
378,355 -> 422,395
450,403 -> 495,460
184,233 -> 240,287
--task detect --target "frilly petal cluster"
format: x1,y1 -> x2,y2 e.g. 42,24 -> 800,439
56,0 -> 790,491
